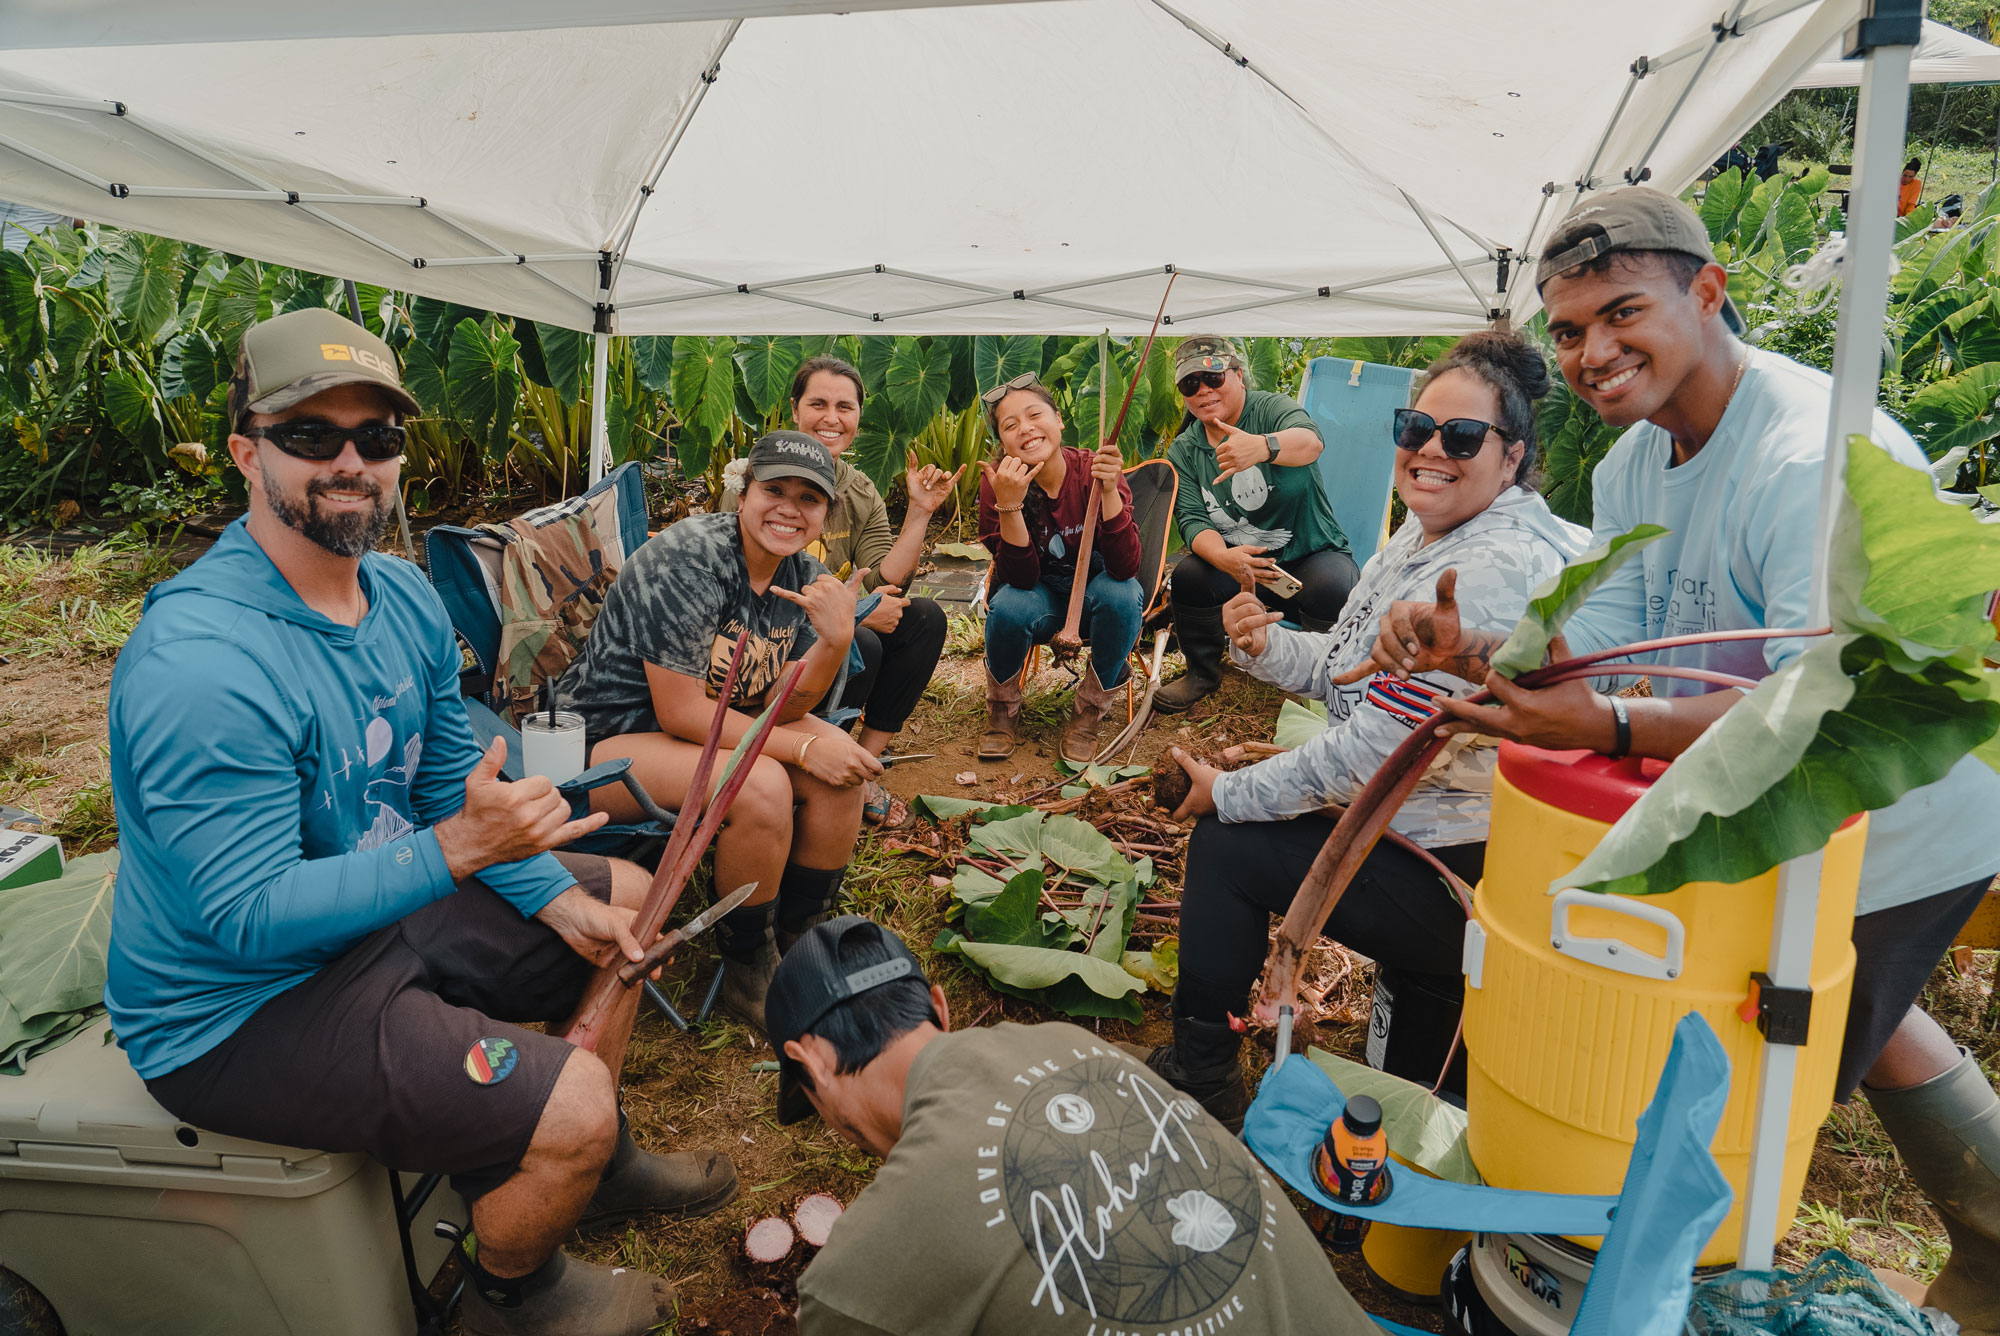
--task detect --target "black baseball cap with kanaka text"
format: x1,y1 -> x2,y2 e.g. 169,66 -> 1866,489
1535,186 -> 1744,333
766,915 -> 934,1124
747,430 -> 839,500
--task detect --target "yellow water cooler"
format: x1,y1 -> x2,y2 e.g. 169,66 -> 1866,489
1449,743 -> 1865,1332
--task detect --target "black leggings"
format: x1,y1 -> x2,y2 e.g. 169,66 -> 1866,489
1170,545 -> 1359,626
837,595 -> 947,736
1176,812 -> 1484,1026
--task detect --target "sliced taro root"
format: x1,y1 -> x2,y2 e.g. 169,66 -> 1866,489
744,1216 -> 796,1265
791,1193 -> 844,1248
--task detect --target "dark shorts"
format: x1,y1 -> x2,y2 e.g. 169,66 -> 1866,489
146,853 -> 613,1201
1835,872 -> 1995,1102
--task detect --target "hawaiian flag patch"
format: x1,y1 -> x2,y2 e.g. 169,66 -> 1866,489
1366,673 -> 1449,729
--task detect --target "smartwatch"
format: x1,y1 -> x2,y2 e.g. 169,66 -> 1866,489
1262,434 -> 1279,465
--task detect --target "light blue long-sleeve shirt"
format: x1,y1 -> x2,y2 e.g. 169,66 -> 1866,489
106,518 -> 575,1077
1563,348 -> 2000,914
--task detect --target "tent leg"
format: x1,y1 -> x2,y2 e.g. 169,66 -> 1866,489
1736,9 -> 1915,1272
587,329 -> 611,487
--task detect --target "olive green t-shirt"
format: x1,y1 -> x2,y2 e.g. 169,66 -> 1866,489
796,1022 -> 1373,1336
1166,389 -> 1348,563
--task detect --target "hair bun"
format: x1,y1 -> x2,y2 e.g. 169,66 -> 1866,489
1450,330 -> 1551,401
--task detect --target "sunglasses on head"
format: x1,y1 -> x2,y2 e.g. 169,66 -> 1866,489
1392,408 -> 1498,460
242,421 -> 406,463
979,372 -> 1044,406
1176,369 -> 1229,398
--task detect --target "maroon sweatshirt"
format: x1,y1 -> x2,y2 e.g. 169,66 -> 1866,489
978,446 -> 1140,594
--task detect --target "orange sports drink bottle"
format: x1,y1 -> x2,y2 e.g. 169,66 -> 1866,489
1312,1093 -> 1392,1252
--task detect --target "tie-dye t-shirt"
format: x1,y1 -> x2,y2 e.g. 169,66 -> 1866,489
562,512 -> 823,745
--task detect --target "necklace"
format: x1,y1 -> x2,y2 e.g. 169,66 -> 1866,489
1726,344 -> 1750,403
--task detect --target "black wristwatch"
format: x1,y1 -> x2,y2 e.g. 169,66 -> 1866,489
1263,434 -> 1279,465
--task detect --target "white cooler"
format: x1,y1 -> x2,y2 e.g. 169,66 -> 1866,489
0,1018 -> 465,1335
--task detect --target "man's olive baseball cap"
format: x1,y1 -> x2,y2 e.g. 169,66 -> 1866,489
1173,334 -> 1243,381
237,307 -> 420,419
1535,186 -> 1744,333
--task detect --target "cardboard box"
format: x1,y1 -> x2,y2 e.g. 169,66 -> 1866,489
0,830 -> 61,892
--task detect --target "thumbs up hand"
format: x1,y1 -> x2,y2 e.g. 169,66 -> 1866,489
435,736 -> 608,879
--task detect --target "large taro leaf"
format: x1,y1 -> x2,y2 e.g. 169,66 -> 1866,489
973,334 -> 1042,392
159,326 -> 230,404
447,318 -> 521,463
1563,635 -> 2000,897
935,930 -> 1145,1022
0,850 -> 117,1021
735,335 -> 803,422
105,231 -> 185,345
103,367 -> 164,449
1054,879 -> 1139,962
1039,813 -> 1134,886
885,336 -> 950,433
670,335 -> 738,474
913,793 -> 1003,822
0,250 -> 44,360
966,808 -> 1045,864
963,870 -> 1068,949
1902,362 -> 2000,460
1274,698 -> 1329,749
1489,525 -> 1669,679
950,864 -> 1007,907
1834,435 -> 2000,656
1306,1047 -> 1478,1185
529,322 -> 589,405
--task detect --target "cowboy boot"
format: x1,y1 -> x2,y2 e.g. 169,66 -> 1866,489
1156,603 -> 1228,714
575,1111 -> 738,1234
1117,1012 -> 1250,1133
1869,1049 -> 2000,1336
980,663 -> 1023,761
1061,665 -> 1122,765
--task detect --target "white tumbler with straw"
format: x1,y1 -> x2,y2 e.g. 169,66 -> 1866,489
520,685 -> 585,787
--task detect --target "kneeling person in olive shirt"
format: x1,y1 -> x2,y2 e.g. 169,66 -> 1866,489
768,917 -> 1375,1336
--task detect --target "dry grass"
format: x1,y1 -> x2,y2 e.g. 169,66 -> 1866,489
5,535 -> 1993,1335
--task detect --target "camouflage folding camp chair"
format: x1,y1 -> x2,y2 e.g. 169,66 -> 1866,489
425,463 -> 712,1028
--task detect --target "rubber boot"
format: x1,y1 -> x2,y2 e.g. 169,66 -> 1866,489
576,1112 -> 738,1235
1061,666 -> 1121,765
714,900 -> 779,1035
979,664 -> 1023,761
776,865 -> 845,955
1155,604 -> 1227,715
458,1248 -> 676,1336
1869,1049 -> 2000,1336
1117,1013 -> 1250,1133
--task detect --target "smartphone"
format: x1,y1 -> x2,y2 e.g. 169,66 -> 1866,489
1263,566 -> 1303,601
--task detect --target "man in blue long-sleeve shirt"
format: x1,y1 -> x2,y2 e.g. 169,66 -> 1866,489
108,309 -> 732,1336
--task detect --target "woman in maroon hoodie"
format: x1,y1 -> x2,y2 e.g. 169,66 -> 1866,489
975,376 -> 1142,764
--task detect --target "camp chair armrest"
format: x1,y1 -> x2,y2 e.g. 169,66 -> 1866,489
557,757 -> 678,829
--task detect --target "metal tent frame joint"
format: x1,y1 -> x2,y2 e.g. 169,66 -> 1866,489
1846,0 -> 1922,56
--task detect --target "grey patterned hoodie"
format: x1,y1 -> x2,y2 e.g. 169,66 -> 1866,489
1211,486 -> 1589,847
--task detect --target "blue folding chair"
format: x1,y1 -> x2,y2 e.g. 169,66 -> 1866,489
425,463 -> 707,1027
1296,356 -> 1418,568
1246,1012 -> 1735,1336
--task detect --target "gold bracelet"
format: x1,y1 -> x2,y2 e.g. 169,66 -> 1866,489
995,504 -> 1024,513
795,734 -> 817,767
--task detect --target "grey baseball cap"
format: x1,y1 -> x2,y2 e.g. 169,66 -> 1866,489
748,430 -> 839,498
766,915 -> 933,1124
236,307 -> 420,418
1536,186 -> 1743,334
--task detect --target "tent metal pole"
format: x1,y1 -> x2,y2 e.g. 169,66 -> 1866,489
1625,0 -> 1751,184
588,327 -> 612,487
1736,5 -> 1916,1271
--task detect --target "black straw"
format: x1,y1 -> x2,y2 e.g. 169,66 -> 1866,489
545,681 -> 555,730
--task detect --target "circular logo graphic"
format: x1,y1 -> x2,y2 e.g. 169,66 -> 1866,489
1229,467 -> 1270,512
464,1036 -> 519,1086
1004,1055 -> 1257,1323
1044,1093 -> 1096,1135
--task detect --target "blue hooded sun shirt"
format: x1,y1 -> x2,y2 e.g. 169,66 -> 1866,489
105,517 -> 575,1078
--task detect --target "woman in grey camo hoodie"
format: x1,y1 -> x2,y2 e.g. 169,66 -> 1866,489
1124,332 -> 1589,1128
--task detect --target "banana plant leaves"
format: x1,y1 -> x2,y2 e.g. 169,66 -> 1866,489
0,850 -> 116,1073
1489,525 -> 1668,680
1563,437 -> 2000,898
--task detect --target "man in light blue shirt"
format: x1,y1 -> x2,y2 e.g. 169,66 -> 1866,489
1360,188 -> 2000,1334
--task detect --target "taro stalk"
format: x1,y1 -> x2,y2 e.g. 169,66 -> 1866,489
562,635 -> 806,1050
1254,436 -> 2000,1043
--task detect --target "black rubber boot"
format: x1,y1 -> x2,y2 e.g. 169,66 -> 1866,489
1155,604 -> 1227,715
714,900 -> 779,1035
458,1247 -> 676,1336
1117,1013 -> 1249,1133
576,1112 -> 738,1235
1868,1048 -> 2000,1336
776,865 -> 846,955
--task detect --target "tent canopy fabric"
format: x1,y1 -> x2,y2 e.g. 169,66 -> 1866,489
0,0 -> 1861,337
1798,16 -> 2000,87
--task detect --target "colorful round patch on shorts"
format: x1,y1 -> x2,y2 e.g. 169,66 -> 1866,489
464,1036 -> 519,1086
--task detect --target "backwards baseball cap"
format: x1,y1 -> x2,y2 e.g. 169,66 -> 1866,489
747,430 -> 838,500
767,915 -> 933,1124
235,307 -> 420,421
1535,186 -> 1743,334
1173,334 -> 1242,381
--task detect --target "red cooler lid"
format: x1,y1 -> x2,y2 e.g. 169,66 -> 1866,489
1496,743 -> 1668,824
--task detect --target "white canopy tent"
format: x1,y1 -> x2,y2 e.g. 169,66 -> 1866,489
0,0 -> 1932,1276
1800,15 -> 2000,85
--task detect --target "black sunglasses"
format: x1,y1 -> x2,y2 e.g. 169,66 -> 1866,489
243,421 -> 406,463
1392,408 -> 1498,460
1177,369 -> 1229,398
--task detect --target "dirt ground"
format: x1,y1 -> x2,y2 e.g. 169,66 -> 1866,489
2,535 -> 1995,1336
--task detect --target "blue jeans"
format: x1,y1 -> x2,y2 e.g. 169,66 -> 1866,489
985,572 -> 1144,690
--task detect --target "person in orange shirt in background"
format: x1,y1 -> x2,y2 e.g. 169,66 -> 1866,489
1899,157 -> 1923,216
